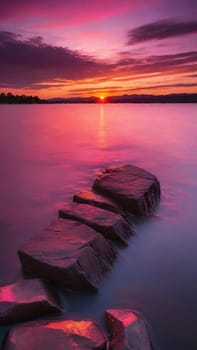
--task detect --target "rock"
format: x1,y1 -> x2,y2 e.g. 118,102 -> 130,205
18,219 -> 115,292
93,164 -> 160,216
59,203 -> 134,245
3,319 -> 108,350
73,188 -> 124,216
105,309 -> 152,350
0,278 -> 61,324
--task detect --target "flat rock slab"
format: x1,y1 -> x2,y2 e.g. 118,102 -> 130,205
3,319 -> 108,350
18,219 -> 115,292
93,164 -> 161,216
0,278 -> 61,324
73,188 -> 124,216
59,202 -> 134,245
105,309 -> 152,350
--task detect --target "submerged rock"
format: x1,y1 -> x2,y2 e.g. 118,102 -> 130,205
73,188 -> 124,216
3,319 -> 108,350
93,164 -> 160,216
18,219 -> 115,292
0,278 -> 61,324
105,309 -> 152,350
59,202 -> 134,245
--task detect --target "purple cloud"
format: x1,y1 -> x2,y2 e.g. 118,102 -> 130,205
0,31 -> 21,42
127,20 -> 197,44
0,31 -> 109,88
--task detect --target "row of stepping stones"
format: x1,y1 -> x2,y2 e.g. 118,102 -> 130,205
0,164 -> 160,349
3,308 -> 153,350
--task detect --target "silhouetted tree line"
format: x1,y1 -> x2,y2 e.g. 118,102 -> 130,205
0,92 -> 47,104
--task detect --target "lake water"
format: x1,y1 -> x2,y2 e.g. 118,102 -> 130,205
1,103 -> 197,349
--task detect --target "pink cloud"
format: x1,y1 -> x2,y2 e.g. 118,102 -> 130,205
0,0 -> 154,27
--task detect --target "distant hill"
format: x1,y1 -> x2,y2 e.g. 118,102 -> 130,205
48,96 -> 98,103
106,93 -> 197,103
48,93 -> 197,103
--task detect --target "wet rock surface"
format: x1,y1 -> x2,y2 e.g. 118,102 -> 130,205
105,309 -> 152,350
1,164 -> 160,349
3,319 -> 108,350
73,188 -> 124,216
18,219 -> 115,292
0,278 -> 61,324
59,202 -> 134,244
93,164 -> 160,216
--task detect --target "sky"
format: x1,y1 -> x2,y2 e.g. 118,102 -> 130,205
0,0 -> 197,98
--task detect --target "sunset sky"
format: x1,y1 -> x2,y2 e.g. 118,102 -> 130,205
0,0 -> 197,98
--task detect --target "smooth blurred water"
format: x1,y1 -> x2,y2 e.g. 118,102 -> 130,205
1,103 -> 197,349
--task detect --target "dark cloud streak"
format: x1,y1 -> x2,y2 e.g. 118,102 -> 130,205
127,20 -> 197,44
128,82 -> 197,91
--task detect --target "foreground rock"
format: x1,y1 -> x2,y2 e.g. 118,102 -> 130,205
0,278 -> 61,324
59,202 -> 134,245
93,164 -> 160,216
73,188 -> 124,216
18,219 -> 115,292
3,319 -> 108,350
105,309 -> 152,350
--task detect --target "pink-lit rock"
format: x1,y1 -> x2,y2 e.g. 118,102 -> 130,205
93,164 -> 160,216
73,188 -> 124,216
18,219 -> 115,291
59,202 -> 134,245
3,319 -> 108,350
0,278 -> 61,324
105,309 -> 152,350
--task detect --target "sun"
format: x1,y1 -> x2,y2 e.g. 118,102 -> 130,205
100,96 -> 105,101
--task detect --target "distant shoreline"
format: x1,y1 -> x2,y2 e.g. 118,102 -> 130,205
1,101 -> 197,104
1,100 -> 197,104
1,92 -> 197,104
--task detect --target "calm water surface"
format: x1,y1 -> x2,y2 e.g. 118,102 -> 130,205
1,104 -> 197,349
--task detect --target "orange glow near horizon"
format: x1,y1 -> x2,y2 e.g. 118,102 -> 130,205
2,82 -> 197,100
2,67 -> 197,99
1,61 -> 197,99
